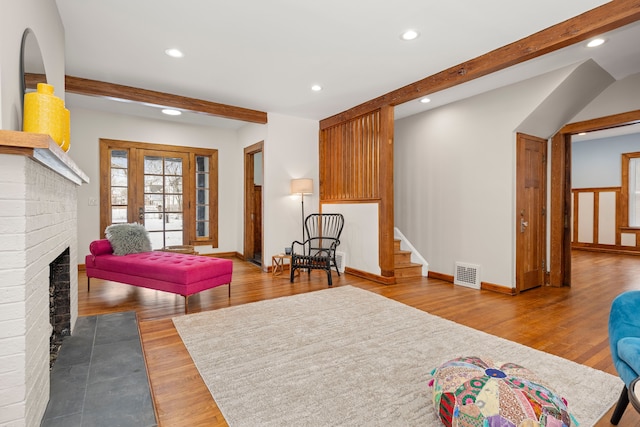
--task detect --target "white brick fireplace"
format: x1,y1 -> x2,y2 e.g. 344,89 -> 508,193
0,131 -> 88,426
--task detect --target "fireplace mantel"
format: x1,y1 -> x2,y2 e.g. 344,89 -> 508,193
0,129 -> 89,185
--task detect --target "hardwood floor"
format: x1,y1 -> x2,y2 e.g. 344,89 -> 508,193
77,250 -> 640,426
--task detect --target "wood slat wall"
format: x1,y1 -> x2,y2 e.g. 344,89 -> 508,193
320,110 -> 381,202
319,107 -> 395,278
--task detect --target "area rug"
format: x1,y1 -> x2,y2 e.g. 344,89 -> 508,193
173,286 -> 621,426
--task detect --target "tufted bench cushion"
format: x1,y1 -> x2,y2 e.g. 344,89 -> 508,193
90,250 -> 232,287
85,240 -> 233,312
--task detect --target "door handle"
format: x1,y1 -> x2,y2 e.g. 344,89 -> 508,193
139,207 -> 144,221
520,218 -> 529,233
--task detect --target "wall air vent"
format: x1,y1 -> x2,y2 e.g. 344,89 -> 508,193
335,251 -> 346,273
454,262 -> 481,289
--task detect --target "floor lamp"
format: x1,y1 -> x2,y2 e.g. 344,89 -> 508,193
291,178 -> 313,243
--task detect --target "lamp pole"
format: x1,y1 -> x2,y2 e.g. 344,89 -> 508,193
300,192 -> 306,243
290,178 -> 313,246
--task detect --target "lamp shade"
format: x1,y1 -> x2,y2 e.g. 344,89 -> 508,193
291,178 -> 313,195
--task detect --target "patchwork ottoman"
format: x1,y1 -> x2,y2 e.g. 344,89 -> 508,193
429,356 -> 575,427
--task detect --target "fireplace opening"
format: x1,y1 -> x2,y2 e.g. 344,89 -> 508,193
49,247 -> 71,368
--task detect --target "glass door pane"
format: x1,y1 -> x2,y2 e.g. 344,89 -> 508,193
195,155 -> 210,238
140,151 -> 186,249
109,150 -> 129,223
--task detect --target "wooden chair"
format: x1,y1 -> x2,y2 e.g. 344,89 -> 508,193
290,213 -> 344,286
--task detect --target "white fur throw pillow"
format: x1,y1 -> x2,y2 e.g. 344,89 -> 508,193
105,223 -> 152,255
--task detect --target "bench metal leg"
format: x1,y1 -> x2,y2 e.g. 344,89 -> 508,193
184,295 -> 189,314
87,277 -> 90,292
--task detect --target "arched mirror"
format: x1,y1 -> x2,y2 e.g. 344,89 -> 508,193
19,28 -> 46,130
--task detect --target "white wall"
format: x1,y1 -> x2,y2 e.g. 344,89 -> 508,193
68,107 -> 242,263
254,152 -> 263,185
322,203 -> 379,274
0,0 -> 65,130
571,72 -> 640,122
573,133 -> 640,188
394,68 -> 577,288
259,113 -> 319,268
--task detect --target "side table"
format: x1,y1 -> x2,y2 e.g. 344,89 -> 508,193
272,254 -> 293,276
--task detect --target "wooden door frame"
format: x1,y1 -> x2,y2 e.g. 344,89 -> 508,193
243,141 -> 264,263
550,109 -> 640,287
516,133 -> 547,293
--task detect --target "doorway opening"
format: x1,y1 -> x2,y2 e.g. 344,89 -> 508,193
244,141 -> 264,266
551,110 -> 640,286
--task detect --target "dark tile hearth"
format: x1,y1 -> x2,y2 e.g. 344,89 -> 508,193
41,311 -> 157,427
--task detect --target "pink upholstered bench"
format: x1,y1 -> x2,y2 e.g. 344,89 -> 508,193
85,239 -> 233,313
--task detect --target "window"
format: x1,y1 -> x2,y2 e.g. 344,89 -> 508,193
100,139 -> 218,248
621,152 -> 640,228
110,150 -> 129,223
630,157 -> 640,227
195,155 -> 210,239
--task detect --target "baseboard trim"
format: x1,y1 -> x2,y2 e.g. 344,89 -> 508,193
427,271 -> 453,282
428,270 -> 515,295
344,267 -> 395,285
481,282 -> 516,295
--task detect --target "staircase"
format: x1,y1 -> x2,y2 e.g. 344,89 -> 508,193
394,239 -> 423,281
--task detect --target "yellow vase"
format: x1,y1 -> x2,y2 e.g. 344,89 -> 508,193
23,83 -> 64,147
60,107 -> 70,152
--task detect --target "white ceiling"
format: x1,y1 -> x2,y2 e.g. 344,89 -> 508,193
52,0 -> 640,129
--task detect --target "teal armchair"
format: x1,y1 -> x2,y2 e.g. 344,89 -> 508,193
609,290 -> 640,424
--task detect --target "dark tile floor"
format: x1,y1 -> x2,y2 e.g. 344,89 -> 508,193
41,311 -> 157,427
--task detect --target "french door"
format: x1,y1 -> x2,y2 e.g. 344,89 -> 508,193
138,150 -> 188,249
101,138 -> 219,250
108,147 -> 187,249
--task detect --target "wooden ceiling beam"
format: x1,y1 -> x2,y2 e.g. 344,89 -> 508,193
25,74 -> 268,124
65,75 -> 268,124
320,0 -> 640,130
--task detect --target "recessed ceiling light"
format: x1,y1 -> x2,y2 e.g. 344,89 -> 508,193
587,38 -> 605,48
420,97 -> 431,104
162,109 -> 182,116
401,30 -> 419,41
311,84 -> 322,92
165,48 -> 184,58
578,132 -> 587,136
